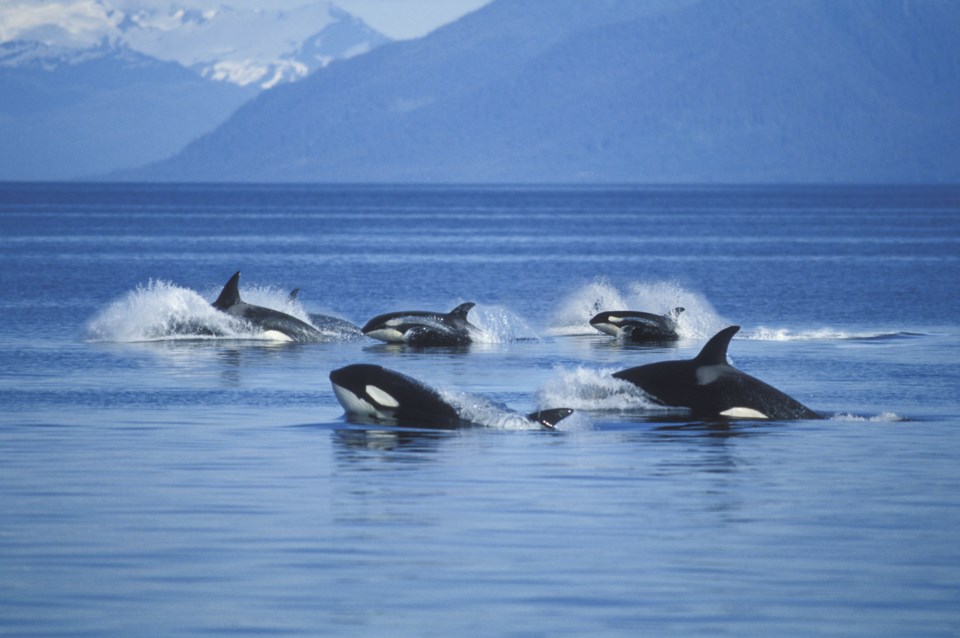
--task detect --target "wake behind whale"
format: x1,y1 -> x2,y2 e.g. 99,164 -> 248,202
85,278 -> 360,343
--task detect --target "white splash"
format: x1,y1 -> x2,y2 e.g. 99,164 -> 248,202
547,277 -> 728,338
85,279 -> 243,342
538,366 -> 660,412
828,412 -> 908,422
468,304 -> 541,343
441,390 -> 579,430
746,327 -> 913,342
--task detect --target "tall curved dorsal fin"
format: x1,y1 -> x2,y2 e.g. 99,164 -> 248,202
694,325 -> 740,365
449,302 -> 476,320
212,271 -> 242,310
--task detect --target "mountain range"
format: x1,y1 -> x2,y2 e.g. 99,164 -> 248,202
2,1 -> 391,88
132,0 -> 960,184
0,1 -> 389,180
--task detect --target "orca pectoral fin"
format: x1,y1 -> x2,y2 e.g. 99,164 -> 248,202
527,408 -> 574,430
212,271 -> 242,310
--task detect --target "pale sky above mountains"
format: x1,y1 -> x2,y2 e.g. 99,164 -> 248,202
0,0 -> 492,42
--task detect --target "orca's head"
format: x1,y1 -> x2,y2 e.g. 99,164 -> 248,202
330,364 -> 410,420
330,363 -> 462,426
589,311 -> 625,336
361,312 -> 408,342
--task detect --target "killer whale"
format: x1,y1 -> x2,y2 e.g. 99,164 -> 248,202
612,326 -> 821,420
591,307 -> 685,342
329,363 -> 574,430
211,272 -> 326,342
361,302 -> 479,346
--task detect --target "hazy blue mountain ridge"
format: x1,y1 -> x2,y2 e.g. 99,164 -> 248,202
121,0 -> 960,182
0,40 -> 254,180
0,2 -> 392,181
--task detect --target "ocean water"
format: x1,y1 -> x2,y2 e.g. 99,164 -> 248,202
1,183 -> 958,636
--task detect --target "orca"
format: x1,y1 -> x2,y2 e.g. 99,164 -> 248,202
288,288 -> 364,340
612,326 -> 822,420
329,363 -> 574,430
591,307 -> 685,342
361,302 -> 479,346
211,272 -> 326,342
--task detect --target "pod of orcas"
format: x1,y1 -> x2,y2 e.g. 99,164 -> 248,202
206,271 -> 822,425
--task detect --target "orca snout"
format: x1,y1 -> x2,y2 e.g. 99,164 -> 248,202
329,363 -> 379,394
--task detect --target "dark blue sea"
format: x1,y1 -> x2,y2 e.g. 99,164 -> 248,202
1,183 -> 958,636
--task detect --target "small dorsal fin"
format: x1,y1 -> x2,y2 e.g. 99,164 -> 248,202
212,271 -> 242,310
694,326 -> 740,365
289,288 -> 300,301
449,302 -> 476,320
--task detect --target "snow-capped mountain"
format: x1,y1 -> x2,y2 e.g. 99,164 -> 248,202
118,3 -> 390,88
0,37 -> 253,180
0,1 -> 391,179
0,1 -> 390,89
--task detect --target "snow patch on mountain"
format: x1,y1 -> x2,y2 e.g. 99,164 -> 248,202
0,1 -> 389,88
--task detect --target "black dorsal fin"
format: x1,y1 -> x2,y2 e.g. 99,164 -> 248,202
694,326 -> 740,365
212,271 -> 242,310
672,307 -> 685,317
289,288 -> 300,301
449,302 -> 476,320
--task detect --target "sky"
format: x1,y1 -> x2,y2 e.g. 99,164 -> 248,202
324,0 -> 490,39
0,0 -> 493,42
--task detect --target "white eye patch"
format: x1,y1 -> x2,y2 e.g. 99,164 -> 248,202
365,385 -> 399,408
720,407 -> 769,419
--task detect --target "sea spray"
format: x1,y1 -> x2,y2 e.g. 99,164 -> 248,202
469,304 -> 541,343
624,280 -> 727,339
548,277 -> 728,338
548,278 -> 627,336
828,412 -> 908,422
85,280 -> 243,342
440,390 -> 588,430
538,366 -> 662,412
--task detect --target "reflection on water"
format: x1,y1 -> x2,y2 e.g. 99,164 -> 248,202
332,427 -> 451,458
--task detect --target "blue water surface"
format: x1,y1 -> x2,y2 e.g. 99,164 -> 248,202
1,183 -> 958,636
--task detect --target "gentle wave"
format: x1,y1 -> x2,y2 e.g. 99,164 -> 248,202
746,327 -> 926,342
828,412 -> 909,422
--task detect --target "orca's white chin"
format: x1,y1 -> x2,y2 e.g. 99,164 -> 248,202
332,384 -> 385,420
591,323 -> 620,337
364,328 -> 406,343
260,329 -> 293,342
